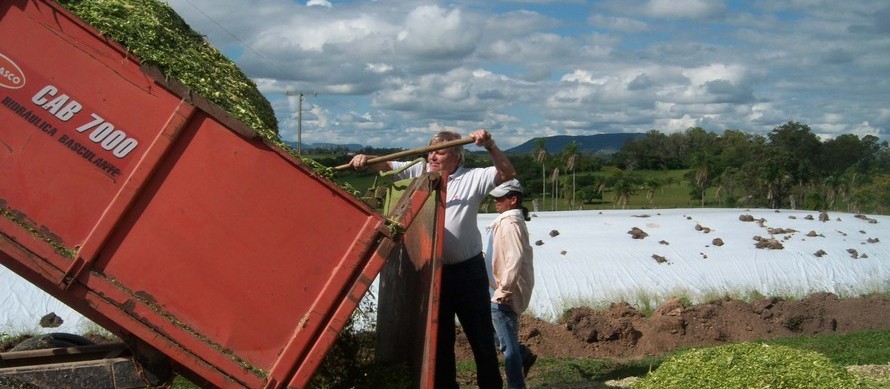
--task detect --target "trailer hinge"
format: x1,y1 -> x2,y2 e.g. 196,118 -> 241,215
379,219 -> 405,240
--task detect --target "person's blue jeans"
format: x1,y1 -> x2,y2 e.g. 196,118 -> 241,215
436,254 -> 503,389
492,304 -> 532,389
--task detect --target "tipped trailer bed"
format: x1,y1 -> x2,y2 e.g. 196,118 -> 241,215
0,1 -> 443,387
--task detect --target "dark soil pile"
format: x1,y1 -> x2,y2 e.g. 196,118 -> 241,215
456,292 -> 890,361
6,293 -> 889,366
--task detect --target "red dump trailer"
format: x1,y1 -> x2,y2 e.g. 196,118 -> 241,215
0,1 -> 443,387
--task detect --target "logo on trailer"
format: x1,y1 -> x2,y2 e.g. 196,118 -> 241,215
0,53 -> 25,89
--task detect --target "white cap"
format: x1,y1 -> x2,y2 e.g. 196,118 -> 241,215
489,179 -> 524,197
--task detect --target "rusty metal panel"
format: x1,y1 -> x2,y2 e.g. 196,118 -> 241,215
375,174 -> 445,389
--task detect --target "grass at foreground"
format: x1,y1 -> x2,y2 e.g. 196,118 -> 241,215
454,329 -> 890,388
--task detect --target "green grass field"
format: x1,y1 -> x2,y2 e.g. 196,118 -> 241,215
339,168 -> 716,213
339,167 -> 885,214
547,169 -> 698,211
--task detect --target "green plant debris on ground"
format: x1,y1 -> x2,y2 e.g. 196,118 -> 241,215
450,329 -> 890,388
9,330 -> 890,387
632,342 -> 870,389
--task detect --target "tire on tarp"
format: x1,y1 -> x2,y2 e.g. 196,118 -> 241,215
10,333 -> 95,351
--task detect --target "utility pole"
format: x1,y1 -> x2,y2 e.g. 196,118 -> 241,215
285,90 -> 317,155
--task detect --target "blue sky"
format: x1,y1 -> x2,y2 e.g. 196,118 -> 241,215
166,0 -> 890,150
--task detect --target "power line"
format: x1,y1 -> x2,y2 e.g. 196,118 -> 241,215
179,0 -> 278,71
179,0 -> 321,145
176,1 -> 375,145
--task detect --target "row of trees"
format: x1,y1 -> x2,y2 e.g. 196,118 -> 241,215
466,122 -> 890,214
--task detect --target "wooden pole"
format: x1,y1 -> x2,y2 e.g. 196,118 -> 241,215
334,137 -> 475,171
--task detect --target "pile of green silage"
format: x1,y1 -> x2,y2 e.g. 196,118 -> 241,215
633,342 -> 873,389
56,0 -> 355,191
57,0 -> 278,141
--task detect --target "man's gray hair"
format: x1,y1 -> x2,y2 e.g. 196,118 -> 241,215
429,131 -> 465,166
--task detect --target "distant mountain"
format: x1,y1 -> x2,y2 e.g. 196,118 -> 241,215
506,133 -> 644,154
285,133 -> 644,154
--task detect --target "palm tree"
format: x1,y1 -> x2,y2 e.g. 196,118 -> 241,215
840,168 -> 858,210
690,151 -> 711,207
642,178 -> 662,206
550,168 -> 560,211
612,176 -> 634,209
532,139 -> 548,210
563,142 -> 579,209
823,175 -> 839,209
765,173 -> 791,209
604,167 -> 637,209
714,167 -> 739,207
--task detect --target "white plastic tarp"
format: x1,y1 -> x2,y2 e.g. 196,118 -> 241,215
3,208 -> 889,332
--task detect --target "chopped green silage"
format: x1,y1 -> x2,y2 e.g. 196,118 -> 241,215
57,0 -> 278,140
54,0 -> 362,196
633,342 -> 873,389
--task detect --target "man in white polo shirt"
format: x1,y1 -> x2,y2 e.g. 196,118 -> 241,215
348,129 -> 516,389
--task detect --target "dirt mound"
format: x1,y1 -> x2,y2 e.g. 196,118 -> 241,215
456,292 -> 890,361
